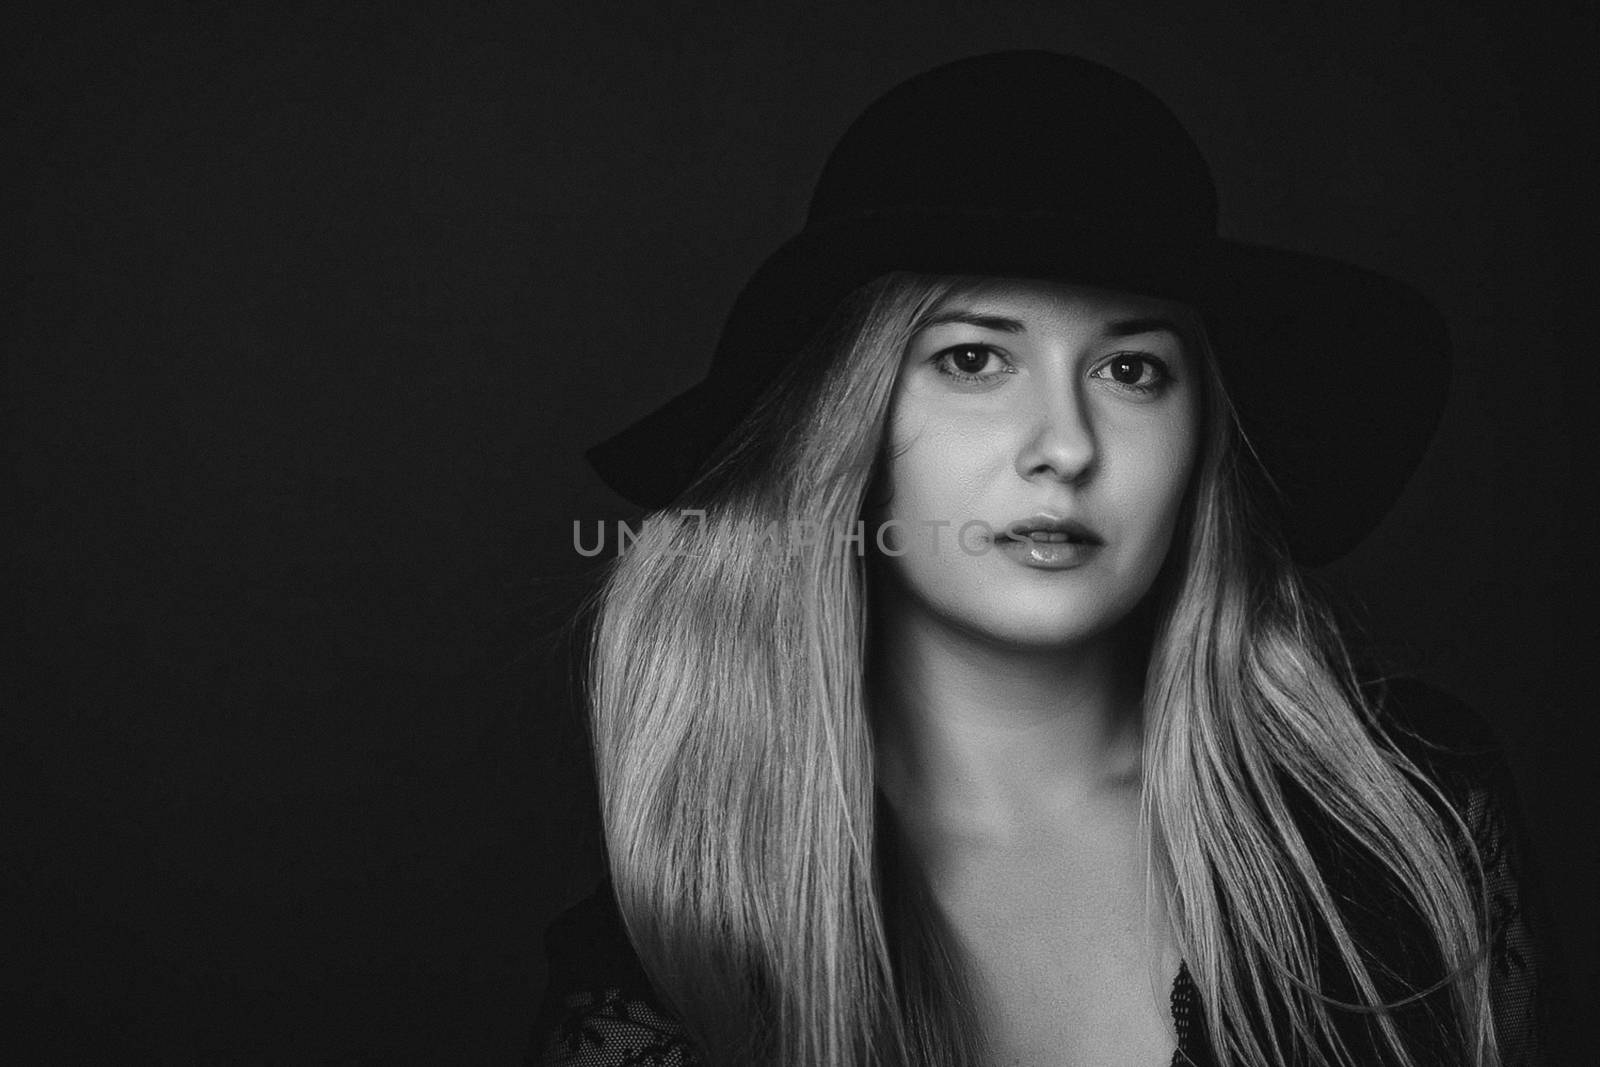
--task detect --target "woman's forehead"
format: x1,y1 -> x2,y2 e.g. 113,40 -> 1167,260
928,275 -> 1199,323
915,275 -> 1203,337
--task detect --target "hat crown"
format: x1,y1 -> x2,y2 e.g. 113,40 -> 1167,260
808,51 -> 1219,239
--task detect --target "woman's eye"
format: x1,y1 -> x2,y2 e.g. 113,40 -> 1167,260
1090,353 -> 1172,393
931,344 -> 1010,382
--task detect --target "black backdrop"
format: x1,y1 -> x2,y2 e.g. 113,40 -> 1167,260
9,1 -> 1595,1062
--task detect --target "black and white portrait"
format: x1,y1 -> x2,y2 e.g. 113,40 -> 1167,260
10,2 -> 1592,1064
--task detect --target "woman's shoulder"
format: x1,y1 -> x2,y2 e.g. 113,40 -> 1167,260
1356,675 -> 1533,873
538,879 -> 656,999
1359,676 -> 1552,1065
1359,674 -> 1515,799
529,879 -> 701,1066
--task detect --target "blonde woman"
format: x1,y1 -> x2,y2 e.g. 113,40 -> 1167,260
533,52 -> 1547,1067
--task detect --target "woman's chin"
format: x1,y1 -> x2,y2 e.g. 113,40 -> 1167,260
949,599 -> 1134,652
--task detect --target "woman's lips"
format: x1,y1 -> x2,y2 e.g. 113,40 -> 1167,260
1000,513 -> 1104,546
1011,530 -> 1077,543
996,535 -> 1102,569
981,513 -> 1106,568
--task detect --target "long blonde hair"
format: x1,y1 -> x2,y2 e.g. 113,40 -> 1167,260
582,272 -> 1499,1065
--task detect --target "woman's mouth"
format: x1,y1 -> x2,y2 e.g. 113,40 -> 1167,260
995,513 -> 1104,568
1000,514 -> 1104,545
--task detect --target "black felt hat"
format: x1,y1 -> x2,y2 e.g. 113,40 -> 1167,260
584,51 -> 1451,566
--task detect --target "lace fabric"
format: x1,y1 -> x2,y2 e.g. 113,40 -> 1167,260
537,987 -> 700,1067
1462,759 -> 1547,1066
531,680 -> 1549,1066
1169,960 -> 1212,1067
536,964 -> 1213,1067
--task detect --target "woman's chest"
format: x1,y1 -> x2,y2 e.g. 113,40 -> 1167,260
926,822 -> 1181,1067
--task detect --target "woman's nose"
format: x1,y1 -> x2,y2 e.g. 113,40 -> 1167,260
1014,385 -> 1097,484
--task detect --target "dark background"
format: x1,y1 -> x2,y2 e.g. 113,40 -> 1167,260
9,0 -> 1595,1062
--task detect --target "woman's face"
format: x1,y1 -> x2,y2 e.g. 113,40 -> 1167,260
870,277 -> 1203,650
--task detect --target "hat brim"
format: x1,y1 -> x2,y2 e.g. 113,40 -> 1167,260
585,212 -> 1450,566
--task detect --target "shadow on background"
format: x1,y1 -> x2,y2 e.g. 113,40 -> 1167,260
9,0 -> 1594,1061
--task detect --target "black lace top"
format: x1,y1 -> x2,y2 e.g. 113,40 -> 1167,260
529,680 -> 1549,1066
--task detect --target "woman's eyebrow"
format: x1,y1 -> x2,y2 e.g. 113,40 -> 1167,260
913,311 -> 1191,340
914,310 -> 1027,333
1101,316 -> 1189,340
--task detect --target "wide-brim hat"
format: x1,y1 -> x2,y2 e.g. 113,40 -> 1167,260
584,51 -> 1450,566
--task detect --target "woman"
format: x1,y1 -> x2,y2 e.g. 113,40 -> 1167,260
533,52 -> 1546,1066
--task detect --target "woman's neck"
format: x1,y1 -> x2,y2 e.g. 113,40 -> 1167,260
870,595 -> 1147,840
